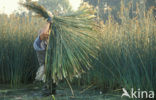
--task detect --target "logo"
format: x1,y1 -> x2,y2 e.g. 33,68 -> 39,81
121,88 -> 155,99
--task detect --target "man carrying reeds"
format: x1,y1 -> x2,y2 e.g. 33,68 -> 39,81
33,17 -> 56,96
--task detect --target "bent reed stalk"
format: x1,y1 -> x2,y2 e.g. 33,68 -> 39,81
21,1 -> 100,82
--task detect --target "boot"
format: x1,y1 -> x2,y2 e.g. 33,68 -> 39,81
47,79 -> 57,95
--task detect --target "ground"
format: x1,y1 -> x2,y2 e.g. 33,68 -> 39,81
0,84 -> 129,100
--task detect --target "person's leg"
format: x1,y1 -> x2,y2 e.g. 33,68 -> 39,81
41,79 -> 56,96
46,77 -> 57,94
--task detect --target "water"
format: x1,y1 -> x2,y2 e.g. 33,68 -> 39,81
0,84 -> 128,100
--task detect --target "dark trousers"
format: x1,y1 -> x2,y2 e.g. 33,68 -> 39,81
46,74 -> 57,94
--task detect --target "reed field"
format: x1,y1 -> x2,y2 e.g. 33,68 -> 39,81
0,15 -> 45,85
0,2 -> 156,99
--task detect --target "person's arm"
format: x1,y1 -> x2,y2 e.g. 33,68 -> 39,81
33,22 -> 50,51
33,35 -> 45,51
39,23 -> 50,40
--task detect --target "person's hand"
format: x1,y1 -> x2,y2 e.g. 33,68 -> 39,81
47,17 -> 52,23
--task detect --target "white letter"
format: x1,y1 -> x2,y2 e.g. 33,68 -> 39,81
141,91 -> 148,98
131,88 -> 137,98
138,89 -> 140,98
149,91 -> 154,98
121,88 -> 131,98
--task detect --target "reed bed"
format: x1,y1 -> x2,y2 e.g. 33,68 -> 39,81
0,2 -> 155,93
0,14 -> 45,85
79,3 -> 156,92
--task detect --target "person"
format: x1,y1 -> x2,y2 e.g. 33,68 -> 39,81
33,17 -> 56,96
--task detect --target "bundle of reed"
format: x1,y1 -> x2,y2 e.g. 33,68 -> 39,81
21,1 -> 99,82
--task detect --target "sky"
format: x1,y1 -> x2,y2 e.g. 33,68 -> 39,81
0,0 -> 82,15
69,0 -> 82,11
0,0 -> 20,14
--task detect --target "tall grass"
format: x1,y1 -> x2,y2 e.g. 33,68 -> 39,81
77,2 -> 156,92
0,14 -> 44,86
0,1 -> 155,94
